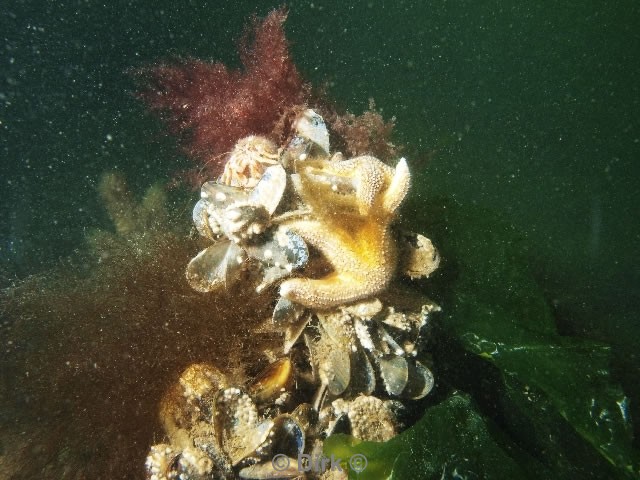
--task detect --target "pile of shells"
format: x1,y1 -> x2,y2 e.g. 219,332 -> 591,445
145,110 -> 440,479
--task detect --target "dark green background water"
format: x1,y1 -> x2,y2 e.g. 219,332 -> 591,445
1,0 -> 639,463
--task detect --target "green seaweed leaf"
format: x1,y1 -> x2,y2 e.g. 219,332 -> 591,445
424,197 -> 640,478
324,393 -> 536,480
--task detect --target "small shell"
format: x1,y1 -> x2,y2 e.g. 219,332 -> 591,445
248,358 -> 293,404
378,355 -> 409,396
399,232 -> 440,279
185,241 -> 244,293
401,360 -> 434,399
292,109 -> 330,156
213,388 -> 269,466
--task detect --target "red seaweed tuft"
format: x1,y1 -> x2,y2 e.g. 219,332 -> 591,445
137,8 -> 309,184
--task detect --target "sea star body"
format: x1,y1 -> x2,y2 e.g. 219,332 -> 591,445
280,155 -> 410,309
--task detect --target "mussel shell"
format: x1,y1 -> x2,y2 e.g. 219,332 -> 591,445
305,328 -> 351,396
213,387 -> 268,466
342,297 -> 383,319
185,241 -> 244,293
292,109 -> 330,156
315,310 -> 355,348
248,164 -> 287,215
248,358 -> 293,404
401,360 -> 435,400
200,181 -> 250,209
192,198 -> 216,239
239,459 -> 300,479
290,403 -> 316,433
248,227 -> 309,293
378,355 -> 409,396
272,297 -> 305,325
283,315 -> 310,354
345,345 -> 376,396
269,415 -> 305,458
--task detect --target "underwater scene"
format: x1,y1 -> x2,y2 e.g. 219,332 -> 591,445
1,1 -> 639,479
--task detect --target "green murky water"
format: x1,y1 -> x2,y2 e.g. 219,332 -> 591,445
1,1 -> 639,478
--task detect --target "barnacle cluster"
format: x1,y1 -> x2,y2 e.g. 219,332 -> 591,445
146,110 -> 440,479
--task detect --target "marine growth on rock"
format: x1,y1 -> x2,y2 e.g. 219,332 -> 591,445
139,10 -> 441,480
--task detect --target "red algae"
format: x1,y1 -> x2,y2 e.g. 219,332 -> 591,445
327,99 -> 401,162
138,8 -> 309,184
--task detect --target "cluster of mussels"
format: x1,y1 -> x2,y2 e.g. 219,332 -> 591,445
145,110 -> 441,480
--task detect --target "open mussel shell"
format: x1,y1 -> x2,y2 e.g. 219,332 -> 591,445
401,360 -> 435,400
238,415 -> 305,479
248,358 -> 293,404
185,241 -> 244,293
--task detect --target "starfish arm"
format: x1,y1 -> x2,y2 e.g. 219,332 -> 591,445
282,219 -> 348,257
280,270 -> 388,309
382,157 -> 410,214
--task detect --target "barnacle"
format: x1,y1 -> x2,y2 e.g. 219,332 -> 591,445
220,135 -> 280,188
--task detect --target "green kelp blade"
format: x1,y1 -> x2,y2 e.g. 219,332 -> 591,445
459,318 -> 638,477
421,198 -> 640,478
324,393 -> 534,480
